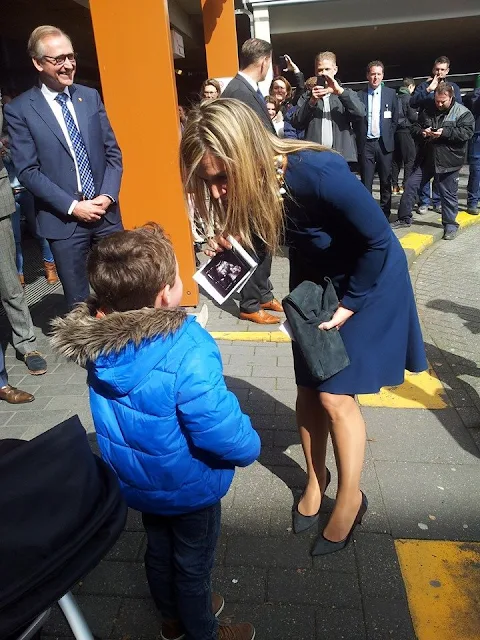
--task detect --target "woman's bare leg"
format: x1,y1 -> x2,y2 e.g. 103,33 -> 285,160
296,386 -> 331,516
320,392 -> 366,542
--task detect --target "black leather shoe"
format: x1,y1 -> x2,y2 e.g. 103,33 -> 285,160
292,468 -> 331,534
311,491 -> 368,556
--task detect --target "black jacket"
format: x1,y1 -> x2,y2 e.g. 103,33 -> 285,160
222,74 -> 276,133
411,99 -> 475,173
463,89 -> 480,133
396,89 -> 418,131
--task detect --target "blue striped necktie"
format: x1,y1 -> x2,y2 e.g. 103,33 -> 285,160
55,92 -> 95,199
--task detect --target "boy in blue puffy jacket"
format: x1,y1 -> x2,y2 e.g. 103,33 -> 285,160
51,224 -> 260,640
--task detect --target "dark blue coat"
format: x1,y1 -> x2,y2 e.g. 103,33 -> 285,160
5,84 -> 122,240
410,80 -> 462,109
285,150 -> 427,393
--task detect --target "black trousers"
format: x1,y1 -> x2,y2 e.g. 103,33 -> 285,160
392,131 -> 416,188
239,243 -> 274,313
360,138 -> 393,218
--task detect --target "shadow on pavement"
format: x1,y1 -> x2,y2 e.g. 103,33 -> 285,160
427,299 -> 480,334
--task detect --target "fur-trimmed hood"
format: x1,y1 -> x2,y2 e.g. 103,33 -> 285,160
50,300 -> 191,396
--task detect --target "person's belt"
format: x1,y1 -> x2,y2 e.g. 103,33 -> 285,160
12,186 -> 26,195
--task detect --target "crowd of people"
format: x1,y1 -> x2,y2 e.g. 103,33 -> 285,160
0,26 -> 476,640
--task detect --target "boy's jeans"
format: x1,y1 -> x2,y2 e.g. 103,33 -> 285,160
142,502 -> 221,640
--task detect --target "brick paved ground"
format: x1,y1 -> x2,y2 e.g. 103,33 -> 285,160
1,176 -> 479,639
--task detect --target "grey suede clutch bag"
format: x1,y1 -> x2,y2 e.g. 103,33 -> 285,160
282,279 -> 350,381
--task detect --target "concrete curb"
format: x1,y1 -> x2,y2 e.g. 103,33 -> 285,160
397,208 -> 480,268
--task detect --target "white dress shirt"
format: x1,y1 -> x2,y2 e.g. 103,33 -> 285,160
367,86 -> 381,139
238,71 -> 261,94
321,94 -> 334,148
41,84 -> 82,214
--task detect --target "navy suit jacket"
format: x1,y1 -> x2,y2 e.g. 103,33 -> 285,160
357,86 -> 398,153
4,84 -> 122,240
222,74 -> 276,134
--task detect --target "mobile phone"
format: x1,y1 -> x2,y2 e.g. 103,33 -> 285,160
316,75 -> 327,88
278,55 -> 287,68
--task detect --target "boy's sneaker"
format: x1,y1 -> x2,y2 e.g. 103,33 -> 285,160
218,622 -> 256,639
417,205 -> 428,215
161,593 -> 225,640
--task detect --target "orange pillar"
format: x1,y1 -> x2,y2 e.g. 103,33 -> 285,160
89,0 -> 198,306
201,0 -> 239,79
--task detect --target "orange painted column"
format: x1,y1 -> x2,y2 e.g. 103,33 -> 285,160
201,0 -> 239,79
89,0 -> 198,306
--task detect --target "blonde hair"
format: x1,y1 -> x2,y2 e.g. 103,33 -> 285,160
28,25 -> 71,59
315,51 -> 337,66
180,98 -> 327,253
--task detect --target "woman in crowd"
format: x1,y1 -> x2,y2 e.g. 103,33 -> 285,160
266,96 -> 285,137
180,99 -> 427,555
200,78 -> 222,101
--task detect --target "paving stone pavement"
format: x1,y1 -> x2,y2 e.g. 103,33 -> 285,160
1,183 -> 479,639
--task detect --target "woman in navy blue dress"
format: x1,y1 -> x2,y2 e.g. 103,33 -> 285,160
181,99 -> 427,555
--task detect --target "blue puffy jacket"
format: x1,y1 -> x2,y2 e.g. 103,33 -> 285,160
50,303 -> 260,515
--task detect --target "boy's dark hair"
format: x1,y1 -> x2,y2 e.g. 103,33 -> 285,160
366,60 -> 385,73
434,56 -> 450,67
239,38 -> 272,69
402,77 -> 415,87
87,223 -> 176,312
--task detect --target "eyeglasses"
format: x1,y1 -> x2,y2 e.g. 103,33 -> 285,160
41,53 -> 77,66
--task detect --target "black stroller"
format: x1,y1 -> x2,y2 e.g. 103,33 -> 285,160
0,415 -> 128,639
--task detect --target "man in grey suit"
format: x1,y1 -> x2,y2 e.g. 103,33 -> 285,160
0,92 -> 47,386
221,39 -> 282,324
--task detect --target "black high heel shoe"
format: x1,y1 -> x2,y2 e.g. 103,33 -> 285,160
311,491 -> 368,556
292,468 -> 331,534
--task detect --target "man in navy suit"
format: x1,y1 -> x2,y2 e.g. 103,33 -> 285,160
5,25 -> 123,309
222,38 -> 276,135
357,61 -> 398,219
220,38 -> 282,325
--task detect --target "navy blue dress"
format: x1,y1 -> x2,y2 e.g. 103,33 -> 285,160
285,150 -> 427,394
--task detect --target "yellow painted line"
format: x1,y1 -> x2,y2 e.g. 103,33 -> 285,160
457,211 -> 480,229
400,232 -> 434,256
396,539 -> 480,640
358,367 -> 448,409
210,331 -> 290,342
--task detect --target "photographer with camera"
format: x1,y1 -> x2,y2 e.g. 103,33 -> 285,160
289,51 -> 365,162
392,83 -> 474,240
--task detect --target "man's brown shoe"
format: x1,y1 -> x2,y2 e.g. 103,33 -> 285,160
0,385 -> 34,404
239,309 -> 279,324
44,261 -> 59,284
160,593 -> 225,640
260,298 -> 283,313
218,622 -> 255,639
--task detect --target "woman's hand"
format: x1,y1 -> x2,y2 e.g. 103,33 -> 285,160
319,305 -> 354,331
204,235 -> 233,258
